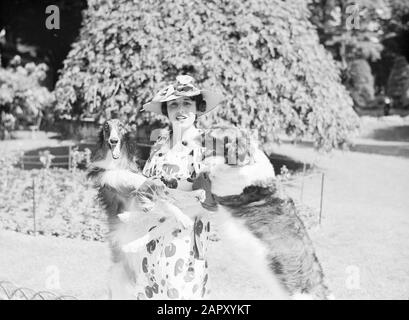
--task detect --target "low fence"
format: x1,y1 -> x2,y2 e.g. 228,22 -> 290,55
276,164 -> 326,229
18,143 -> 152,170
18,146 -> 92,171
0,281 -> 77,300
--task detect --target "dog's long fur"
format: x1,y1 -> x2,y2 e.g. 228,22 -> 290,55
88,120 -> 211,299
87,119 -> 148,262
193,153 -> 331,299
89,121 -> 289,299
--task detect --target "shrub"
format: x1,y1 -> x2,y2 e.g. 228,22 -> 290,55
0,56 -> 55,135
55,0 -> 359,150
346,59 -> 375,109
387,56 -> 409,108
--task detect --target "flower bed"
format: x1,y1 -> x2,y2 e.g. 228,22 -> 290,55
0,157 -> 107,241
0,150 -> 319,242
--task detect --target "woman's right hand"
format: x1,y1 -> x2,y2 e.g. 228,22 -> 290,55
162,163 -> 180,177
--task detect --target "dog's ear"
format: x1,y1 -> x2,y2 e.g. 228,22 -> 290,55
123,130 -> 144,171
98,126 -> 105,146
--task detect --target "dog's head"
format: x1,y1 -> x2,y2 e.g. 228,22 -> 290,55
193,126 -> 276,208
99,119 -> 128,160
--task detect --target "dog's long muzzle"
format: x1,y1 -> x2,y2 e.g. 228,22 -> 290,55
109,138 -> 121,159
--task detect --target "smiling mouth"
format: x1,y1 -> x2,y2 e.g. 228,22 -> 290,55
176,115 -> 187,120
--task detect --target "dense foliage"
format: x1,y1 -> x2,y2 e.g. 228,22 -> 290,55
346,59 -> 375,108
0,56 -> 55,135
387,56 -> 409,108
0,0 -> 87,86
55,0 -> 359,150
309,0 -> 389,65
309,0 -> 409,108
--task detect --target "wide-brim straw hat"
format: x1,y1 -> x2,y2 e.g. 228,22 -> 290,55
143,75 -> 224,117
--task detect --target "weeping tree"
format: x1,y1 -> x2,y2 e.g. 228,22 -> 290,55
55,0 -> 359,150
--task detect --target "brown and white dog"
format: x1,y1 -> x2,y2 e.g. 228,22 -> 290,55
88,120 -> 288,299
87,120 -> 209,299
193,127 -> 332,299
87,119 -> 148,262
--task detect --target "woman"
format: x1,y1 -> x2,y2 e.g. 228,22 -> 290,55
135,75 -> 224,299
143,75 -> 223,190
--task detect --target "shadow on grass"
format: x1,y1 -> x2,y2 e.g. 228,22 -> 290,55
350,125 -> 409,158
369,125 -> 409,142
267,153 -> 313,173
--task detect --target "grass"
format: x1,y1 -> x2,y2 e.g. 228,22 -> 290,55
2,118 -> 409,299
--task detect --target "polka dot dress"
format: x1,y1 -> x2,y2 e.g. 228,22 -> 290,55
125,222 -> 211,300
132,127 -> 211,299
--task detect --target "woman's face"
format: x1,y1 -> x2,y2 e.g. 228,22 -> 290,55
167,97 -> 196,129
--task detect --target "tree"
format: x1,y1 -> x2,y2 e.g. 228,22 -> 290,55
309,0 -> 409,108
308,0 -> 392,108
55,0 -> 359,150
0,56 -> 55,137
0,0 -> 87,88
346,59 -> 375,108
387,56 -> 409,108
380,0 -> 409,107
308,0 -> 390,66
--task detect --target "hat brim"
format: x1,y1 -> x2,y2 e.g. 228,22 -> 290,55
143,89 -> 224,117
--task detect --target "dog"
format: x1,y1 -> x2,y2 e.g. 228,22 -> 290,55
87,119 -> 150,261
88,121 -> 287,299
88,119 -> 215,299
192,128 -> 331,299
108,186 -> 225,300
107,180 -> 289,300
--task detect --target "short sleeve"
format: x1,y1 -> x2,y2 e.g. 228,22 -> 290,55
142,133 -> 170,178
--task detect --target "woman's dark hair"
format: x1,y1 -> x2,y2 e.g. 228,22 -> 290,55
161,94 -> 207,117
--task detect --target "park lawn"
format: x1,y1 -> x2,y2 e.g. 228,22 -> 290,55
274,142 -> 409,300
1,117 -> 409,299
1,144 -> 409,299
0,229 -> 285,300
0,229 -> 110,299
